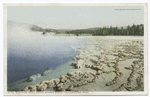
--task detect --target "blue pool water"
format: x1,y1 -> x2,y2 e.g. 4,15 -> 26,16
7,34 -> 88,84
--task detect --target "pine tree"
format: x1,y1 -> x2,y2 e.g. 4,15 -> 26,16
120,27 -> 123,35
127,25 -> 130,35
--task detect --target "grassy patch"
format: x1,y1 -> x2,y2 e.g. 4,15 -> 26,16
54,34 -> 92,37
93,38 -> 143,42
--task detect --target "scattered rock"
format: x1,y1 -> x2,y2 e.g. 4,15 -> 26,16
72,62 -> 77,66
56,86 -> 64,91
52,79 -> 60,85
90,59 -> 98,64
96,70 -> 103,75
75,59 -> 84,69
37,74 -> 41,78
36,84 -> 47,91
60,77 -> 68,83
66,85 -> 73,91
42,70 -> 52,76
46,80 -> 55,88
26,75 -> 38,82
67,72 -> 75,76
91,65 -> 104,70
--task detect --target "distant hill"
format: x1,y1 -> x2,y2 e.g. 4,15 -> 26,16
87,27 -> 100,31
31,25 -> 72,34
30,24 -> 100,35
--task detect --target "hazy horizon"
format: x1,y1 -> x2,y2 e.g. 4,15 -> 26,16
7,6 -> 144,29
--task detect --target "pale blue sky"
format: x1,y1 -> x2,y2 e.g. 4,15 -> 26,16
7,6 -> 144,29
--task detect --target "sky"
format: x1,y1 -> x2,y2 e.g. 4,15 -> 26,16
7,6 -> 144,29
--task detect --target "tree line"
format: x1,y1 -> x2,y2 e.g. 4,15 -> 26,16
92,24 -> 144,36
65,24 -> 144,36
66,29 -> 94,36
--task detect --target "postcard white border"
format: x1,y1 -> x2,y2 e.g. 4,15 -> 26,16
3,3 -> 148,96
